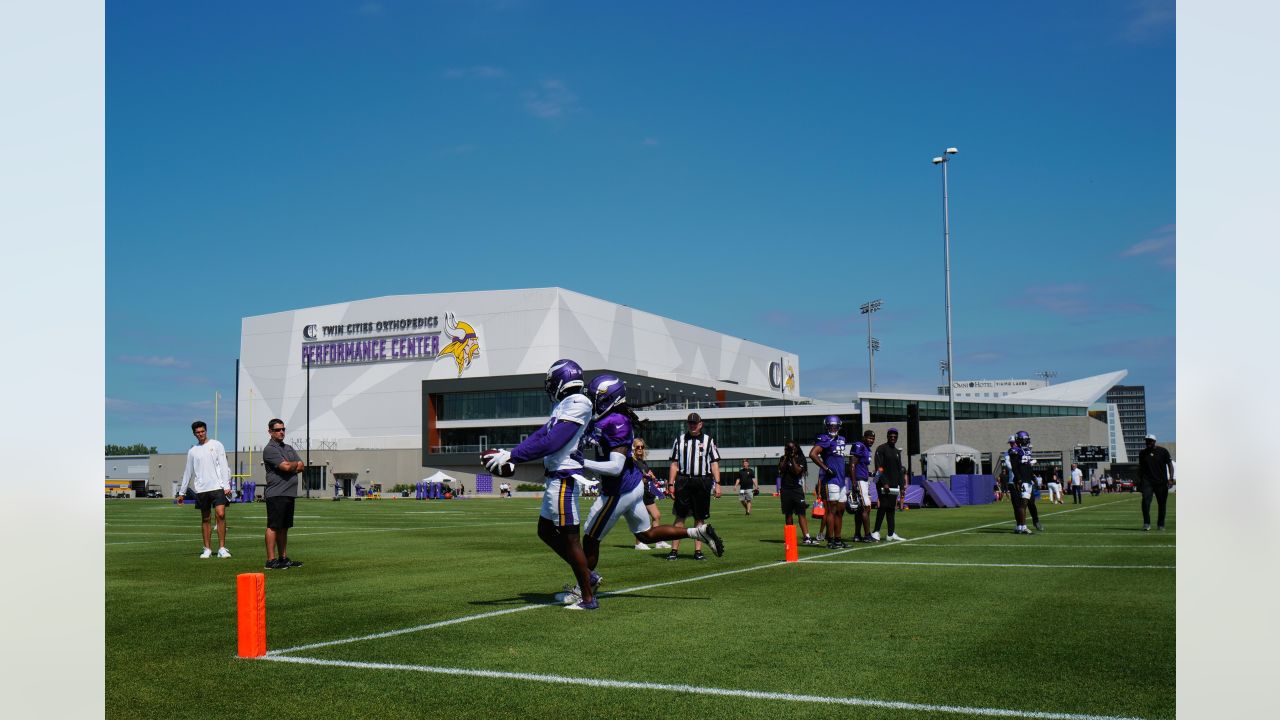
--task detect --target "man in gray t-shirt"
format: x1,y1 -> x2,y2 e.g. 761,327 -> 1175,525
261,419 -> 304,569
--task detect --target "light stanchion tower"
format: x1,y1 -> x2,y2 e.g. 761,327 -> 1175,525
932,147 -> 959,444
860,299 -> 883,392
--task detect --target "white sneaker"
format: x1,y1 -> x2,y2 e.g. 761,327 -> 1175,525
888,533 -> 904,541
199,548 -> 212,559
654,541 -> 671,549
634,542 -> 651,551
217,547 -> 232,558
869,532 -> 880,542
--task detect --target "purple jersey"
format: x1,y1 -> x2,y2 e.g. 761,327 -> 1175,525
584,412 -> 642,496
851,441 -> 873,480
814,433 -> 849,488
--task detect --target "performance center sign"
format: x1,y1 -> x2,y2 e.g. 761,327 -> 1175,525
299,312 -> 481,377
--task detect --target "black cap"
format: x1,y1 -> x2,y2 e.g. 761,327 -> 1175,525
687,412 -> 702,423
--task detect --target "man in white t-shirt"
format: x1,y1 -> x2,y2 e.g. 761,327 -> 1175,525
177,420 -> 233,558
1069,463 -> 1084,504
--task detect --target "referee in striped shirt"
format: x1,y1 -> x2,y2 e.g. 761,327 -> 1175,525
665,412 -> 722,560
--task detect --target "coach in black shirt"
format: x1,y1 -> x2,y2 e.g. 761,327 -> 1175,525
871,428 -> 905,541
666,412 -> 722,560
1137,434 -> 1175,531
262,419 -> 305,569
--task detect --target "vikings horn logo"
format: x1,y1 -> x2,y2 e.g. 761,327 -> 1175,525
438,312 -> 480,376
785,365 -> 796,394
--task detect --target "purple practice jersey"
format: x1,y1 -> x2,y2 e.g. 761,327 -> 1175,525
584,411 -> 642,497
851,441 -> 873,480
814,433 -> 849,488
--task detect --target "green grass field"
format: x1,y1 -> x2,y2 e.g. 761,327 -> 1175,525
106,492 -> 1174,720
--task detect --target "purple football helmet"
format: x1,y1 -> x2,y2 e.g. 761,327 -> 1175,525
544,359 -> 584,402
1015,430 -> 1031,447
824,415 -> 842,435
587,374 -> 626,419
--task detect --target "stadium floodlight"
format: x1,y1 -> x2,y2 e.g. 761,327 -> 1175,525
860,299 -> 883,392
934,147 -> 959,444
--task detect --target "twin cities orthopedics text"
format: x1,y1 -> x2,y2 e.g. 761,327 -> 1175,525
301,332 -> 441,368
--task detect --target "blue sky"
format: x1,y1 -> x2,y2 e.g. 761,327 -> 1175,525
106,0 -> 1174,452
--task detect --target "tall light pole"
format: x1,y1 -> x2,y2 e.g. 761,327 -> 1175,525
932,147 -> 959,444
860,299 -> 882,392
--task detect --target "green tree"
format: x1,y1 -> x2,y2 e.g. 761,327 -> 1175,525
105,443 -> 158,456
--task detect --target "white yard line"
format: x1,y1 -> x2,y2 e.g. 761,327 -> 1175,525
267,499 -> 1133,655
258,655 -> 1152,720
890,543 -> 1175,549
803,559 -> 1173,570
105,522 -> 528,546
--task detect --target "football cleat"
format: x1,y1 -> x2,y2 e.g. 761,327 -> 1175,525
565,598 -> 599,611
695,524 -> 724,557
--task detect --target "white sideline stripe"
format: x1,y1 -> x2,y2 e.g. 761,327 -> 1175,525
805,559 -> 1174,570
983,527 -> 1172,532
896,543 -> 1175,549
264,604 -> 548,655
106,521 -> 531,545
267,498 -> 1133,655
257,655 -> 1150,720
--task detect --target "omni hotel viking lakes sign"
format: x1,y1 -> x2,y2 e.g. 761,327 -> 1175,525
300,312 -> 481,377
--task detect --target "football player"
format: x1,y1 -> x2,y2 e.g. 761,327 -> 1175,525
571,375 -> 724,605
481,359 -> 598,609
1008,430 -> 1043,534
809,415 -> 849,549
849,429 -> 875,542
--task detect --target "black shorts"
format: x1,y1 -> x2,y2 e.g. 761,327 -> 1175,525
780,488 -> 807,517
266,496 -> 296,530
643,487 -> 656,506
194,490 -> 229,513
672,476 -> 712,521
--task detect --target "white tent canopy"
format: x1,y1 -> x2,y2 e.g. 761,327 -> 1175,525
921,443 -> 982,481
421,470 -> 456,485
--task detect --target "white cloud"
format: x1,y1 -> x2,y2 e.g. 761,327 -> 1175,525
1120,224 -> 1176,268
118,355 -> 191,368
443,66 -> 507,80
1122,0 -> 1174,42
524,80 -> 577,119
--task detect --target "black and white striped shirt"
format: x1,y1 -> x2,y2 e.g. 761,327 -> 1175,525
670,432 -> 721,477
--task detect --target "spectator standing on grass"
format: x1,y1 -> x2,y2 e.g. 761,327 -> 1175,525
666,412 -> 722,561
734,459 -> 756,516
778,441 -> 817,545
262,419 -> 305,569
1070,463 -> 1084,504
630,438 -> 671,551
177,420 -> 232,559
871,428 -> 906,541
1137,434 -> 1176,531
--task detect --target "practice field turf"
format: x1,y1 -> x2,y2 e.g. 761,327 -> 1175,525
106,493 -> 1174,720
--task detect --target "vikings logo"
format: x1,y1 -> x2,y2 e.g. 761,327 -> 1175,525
785,365 -> 796,394
438,312 -> 479,376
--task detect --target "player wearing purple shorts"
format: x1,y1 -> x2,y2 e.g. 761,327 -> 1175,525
570,375 -> 724,605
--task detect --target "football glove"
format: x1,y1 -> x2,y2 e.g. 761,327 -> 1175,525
483,448 -> 513,473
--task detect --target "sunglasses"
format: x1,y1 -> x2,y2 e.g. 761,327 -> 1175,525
270,427 -> 285,432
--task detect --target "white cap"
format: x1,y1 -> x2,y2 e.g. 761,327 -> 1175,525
1145,434 -> 1157,441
